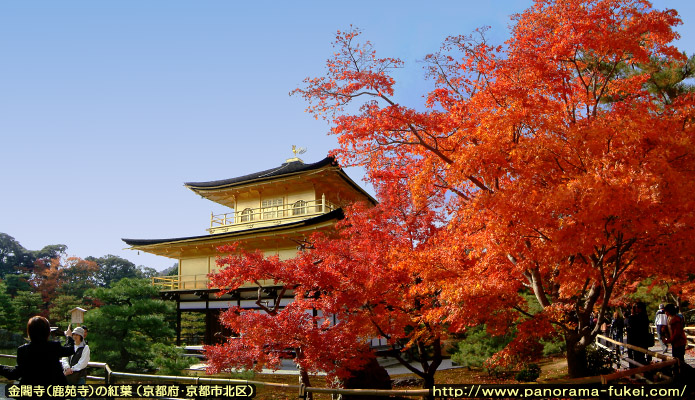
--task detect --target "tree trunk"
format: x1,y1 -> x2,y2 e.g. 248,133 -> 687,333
418,339 -> 441,400
299,367 -> 313,400
422,374 -> 435,400
296,348 -> 313,400
565,335 -> 589,378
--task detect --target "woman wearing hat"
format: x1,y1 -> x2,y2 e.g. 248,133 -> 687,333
62,326 -> 90,389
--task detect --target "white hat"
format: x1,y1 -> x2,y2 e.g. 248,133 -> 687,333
72,327 -> 85,338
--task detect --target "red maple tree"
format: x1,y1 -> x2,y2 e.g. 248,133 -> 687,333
205,177 -> 456,389
289,0 -> 695,377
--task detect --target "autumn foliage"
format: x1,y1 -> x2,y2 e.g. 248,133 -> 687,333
32,256 -> 99,304
208,0 -> 695,381
206,188 -> 453,386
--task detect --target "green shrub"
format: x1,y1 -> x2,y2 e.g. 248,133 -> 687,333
541,336 -> 566,357
585,344 -> 617,376
515,363 -> 541,382
451,325 -> 514,369
84,278 -> 175,372
229,370 -> 255,380
0,328 -> 24,349
151,343 -> 197,375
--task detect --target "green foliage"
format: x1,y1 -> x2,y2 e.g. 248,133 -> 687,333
3,274 -> 31,297
585,344 -> 617,376
84,278 -> 175,372
11,291 -> 42,332
229,370 -> 255,380
32,244 -> 67,264
515,363 -> 541,382
0,233 -> 35,278
541,337 -> 566,357
151,343 -> 196,375
159,263 -> 179,277
49,295 -> 82,327
451,325 -> 514,369
640,54 -> 695,104
138,266 -> 158,279
520,291 -> 544,316
627,278 -> 692,323
86,254 -> 160,287
0,282 -> 18,331
86,255 -> 141,287
629,278 -> 668,314
180,312 -> 205,345
0,328 -> 25,349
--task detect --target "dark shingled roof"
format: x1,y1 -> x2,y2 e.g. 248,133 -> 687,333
122,208 -> 344,247
184,157 -> 337,189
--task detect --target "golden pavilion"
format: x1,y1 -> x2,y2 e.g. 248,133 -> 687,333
122,155 -> 375,345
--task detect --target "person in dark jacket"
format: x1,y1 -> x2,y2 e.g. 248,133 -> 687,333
0,316 -> 75,384
625,302 -> 651,368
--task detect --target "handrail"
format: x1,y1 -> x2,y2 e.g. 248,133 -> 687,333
553,335 -> 678,384
0,354 -> 426,397
596,334 -> 670,362
210,197 -> 337,228
0,345 -> 684,397
152,274 -> 211,290
652,324 -> 695,343
151,275 -> 277,291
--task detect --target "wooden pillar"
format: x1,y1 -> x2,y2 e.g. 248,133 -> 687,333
204,293 -> 212,345
176,307 -> 182,346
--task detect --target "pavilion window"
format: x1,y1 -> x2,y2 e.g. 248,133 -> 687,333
240,208 -> 254,222
262,198 -> 283,219
292,200 -> 307,216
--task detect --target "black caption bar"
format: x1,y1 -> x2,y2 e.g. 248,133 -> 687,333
432,384 -> 689,398
5,384 -> 256,398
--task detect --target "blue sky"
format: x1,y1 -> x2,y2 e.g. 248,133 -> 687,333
1,1 -> 694,271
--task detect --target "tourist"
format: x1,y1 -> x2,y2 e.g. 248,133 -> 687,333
610,310 -> 624,354
62,326 -> 90,386
662,304 -> 687,378
0,316 -> 75,384
625,302 -> 651,368
78,325 -> 88,344
655,304 -> 669,353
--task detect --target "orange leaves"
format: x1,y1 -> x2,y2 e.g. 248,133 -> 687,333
206,193 -> 453,380
290,27 -> 404,125
31,255 -> 99,304
283,0 -> 695,378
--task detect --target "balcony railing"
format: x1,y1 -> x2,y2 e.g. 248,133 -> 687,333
152,274 -> 210,290
152,274 -> 277,291
209,195 -> 337,233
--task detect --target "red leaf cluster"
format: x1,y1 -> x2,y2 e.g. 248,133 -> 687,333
211,0 -> 695,381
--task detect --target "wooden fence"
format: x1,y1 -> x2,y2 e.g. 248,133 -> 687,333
0,339 -> 685,399
592,334 -> 680,384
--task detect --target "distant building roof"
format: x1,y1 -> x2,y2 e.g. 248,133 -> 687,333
184,157 -> 337,190
184,156 -> 376,207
